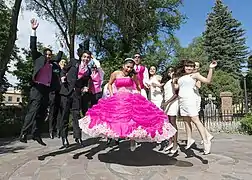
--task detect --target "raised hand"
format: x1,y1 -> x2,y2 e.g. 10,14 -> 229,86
30,18 -> 39,30
209,61 -> 217,68
59,40 -> 64,48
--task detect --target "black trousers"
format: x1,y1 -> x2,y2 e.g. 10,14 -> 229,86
48,91 -> 61,132
20,83 -> 50,137
60,90 -> 81,139
81,91 -> 103,116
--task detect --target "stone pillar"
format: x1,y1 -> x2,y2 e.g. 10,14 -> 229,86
220,92 -> 233,121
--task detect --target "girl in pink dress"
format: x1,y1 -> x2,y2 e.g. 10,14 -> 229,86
78,58 -> 176,151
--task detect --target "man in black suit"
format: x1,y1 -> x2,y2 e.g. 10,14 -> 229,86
19,19 -> 63,146
59,49 -> 92,148
47,60 -> 62,139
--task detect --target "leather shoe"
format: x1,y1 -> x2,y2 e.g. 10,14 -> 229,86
32,136 -> 46,146
59,137 -> 69,149
19,134 -> 27,143
75,138 -> 84,146
49,131 -> 54,139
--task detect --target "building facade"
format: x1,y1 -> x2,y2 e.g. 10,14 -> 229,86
2,88 -> 22,106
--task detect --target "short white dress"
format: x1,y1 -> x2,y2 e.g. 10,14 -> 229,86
163,79 -> 179,116
178,74 -> 198,116
148,75 -> 163,108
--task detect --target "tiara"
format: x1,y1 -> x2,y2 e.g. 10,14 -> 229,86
124,58 -> 134,62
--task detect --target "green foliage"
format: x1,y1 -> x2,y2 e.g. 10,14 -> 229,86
0,2 -> 11,57
144,36 -> 180,73
203,0 -> 248,77
240,114 -> 252,135
174,36 -> 209,69
200,70 -> 242,101
0,2 -> 20,100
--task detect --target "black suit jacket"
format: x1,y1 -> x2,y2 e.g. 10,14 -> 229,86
59,58 -> 91,96
30,36 -> 63,91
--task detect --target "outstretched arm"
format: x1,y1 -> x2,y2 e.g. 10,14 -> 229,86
54,41 -> 64,63
143,67 -> 150,88
30,18 -> 42,60
193,61 -> 217,84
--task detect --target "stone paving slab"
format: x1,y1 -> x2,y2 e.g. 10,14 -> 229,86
1,132 -> 252,180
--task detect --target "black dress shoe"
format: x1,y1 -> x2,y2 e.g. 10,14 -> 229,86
59,137 -> 70,149
49,131 -> 54,139
32,136 -> 46,146
19,134 -> 27,143
75,138 -> 84,146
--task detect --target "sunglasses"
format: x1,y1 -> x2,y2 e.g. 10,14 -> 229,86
134,56 -> 141,58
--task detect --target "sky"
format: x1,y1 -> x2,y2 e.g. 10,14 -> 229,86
175,0 -> 252,49
5,0 -> 252,85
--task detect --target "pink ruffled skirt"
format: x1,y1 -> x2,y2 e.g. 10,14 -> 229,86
79,92 -> 176,142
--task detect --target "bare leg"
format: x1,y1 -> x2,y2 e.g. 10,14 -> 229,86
183,116 -> 195,149
130,139 -> 136,151
190,116 -> 211,154
169,116 -> 180,153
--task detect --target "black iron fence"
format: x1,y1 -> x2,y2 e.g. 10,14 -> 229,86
0,95 -> 251,137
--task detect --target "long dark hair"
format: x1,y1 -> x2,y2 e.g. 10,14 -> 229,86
174,59 -> 195,78
161,67 -> 174,84
123,58 -> 137,77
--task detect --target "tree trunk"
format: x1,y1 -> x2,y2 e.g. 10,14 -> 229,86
69,0 -> 77,59
0,0 -> 22,86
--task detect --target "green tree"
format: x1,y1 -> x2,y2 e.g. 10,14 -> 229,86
25,0 -> 78,58
200,70 -> 242,103
0,2 -> 22,101
0,0 -> 22,87
203,0 -> 248,77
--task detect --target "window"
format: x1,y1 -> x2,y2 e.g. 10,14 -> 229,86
17,97 -> 20,102
8,96 -> 12,102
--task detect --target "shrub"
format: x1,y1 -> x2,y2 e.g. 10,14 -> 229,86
240,114 -> 252,135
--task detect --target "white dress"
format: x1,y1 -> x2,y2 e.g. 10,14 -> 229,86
194,86 -> 201,112
163,79 -> 179,116
148,75 -> 163,108
178,75 -> 198,116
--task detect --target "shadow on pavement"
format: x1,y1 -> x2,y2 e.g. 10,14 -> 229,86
0,145 -> 26,154
98,141 -> 194,167
37,137 -> 101,160
179,141 -> 208,164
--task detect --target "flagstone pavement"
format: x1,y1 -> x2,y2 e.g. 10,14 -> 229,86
1,131 -> 252,180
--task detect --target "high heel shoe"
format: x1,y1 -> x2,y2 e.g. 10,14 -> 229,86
201,135 -> 214,145
185,139 -> 195,150
203,141 -> 211,155
164,143 -> 173,151
170,146 -> 179,155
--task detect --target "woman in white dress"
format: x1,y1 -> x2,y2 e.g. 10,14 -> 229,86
148,66 -> 163,108
162,67 -> 179,154
176,60 -> 217,155
184,62 -> 213,146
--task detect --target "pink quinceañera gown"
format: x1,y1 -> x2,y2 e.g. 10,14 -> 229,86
78,77 -> 177,142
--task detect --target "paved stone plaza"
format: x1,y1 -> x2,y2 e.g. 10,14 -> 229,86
1,132 -> 252,180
